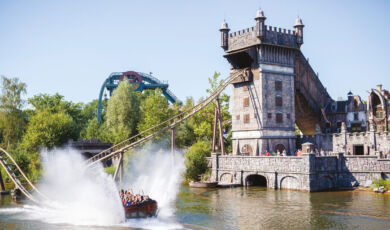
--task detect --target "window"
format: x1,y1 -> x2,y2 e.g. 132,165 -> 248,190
287,113 -> 291,119
276,96 -> 283,107
243,97 -> 249,107
267,113 -> 272,119
275,81 -> 282,91
354,113 -> 359,121
244,114 -> 250,123
236,115 -> 240,120
276,113 -> 283,123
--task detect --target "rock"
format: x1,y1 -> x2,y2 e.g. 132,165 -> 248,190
374,186 -> 386,193
363,180 -> 372,188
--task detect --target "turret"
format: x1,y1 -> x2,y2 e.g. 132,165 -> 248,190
347,91 -> 353,102
294,17 -> 304,47
254,10 -> 266,40
220,21 -> 230,50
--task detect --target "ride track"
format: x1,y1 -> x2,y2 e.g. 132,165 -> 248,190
0,68 -> 249,204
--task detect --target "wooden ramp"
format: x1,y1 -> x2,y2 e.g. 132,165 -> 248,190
0,147 -> 48,204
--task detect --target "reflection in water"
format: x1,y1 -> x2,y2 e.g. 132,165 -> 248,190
0,186 -> 390,229
176,187 -> 390,230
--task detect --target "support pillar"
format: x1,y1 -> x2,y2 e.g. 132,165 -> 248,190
216,98 -> 225,155
171,127 -> 175,165
0,169 -> 8,195
212,107 -> 218,153
119,151 -> 123,186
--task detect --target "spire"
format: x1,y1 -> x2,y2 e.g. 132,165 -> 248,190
220,20 -> 230,31
255,9 -> 266,20
294,17 -> 304,28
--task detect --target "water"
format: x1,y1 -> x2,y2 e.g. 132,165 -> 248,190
1,186 -> 390,229
0,147 -> 389,229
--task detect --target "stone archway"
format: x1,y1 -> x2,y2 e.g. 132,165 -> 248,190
280,176 -> 300,190
245,174 -> 267,187
220,173 -> 233,184
274,144 -> 286,153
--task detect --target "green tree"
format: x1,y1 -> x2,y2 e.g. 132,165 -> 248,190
137,89 -> 170,139
21,110 -> 75,152
188,72 -> 230,142
80,117 -> 110,142
0,76 -> 27,147
27,93 -> 84,139
184,140 -> 211,181
106,79 -> 140,144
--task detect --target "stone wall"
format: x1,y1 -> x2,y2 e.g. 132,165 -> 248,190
208,153 -> 390,192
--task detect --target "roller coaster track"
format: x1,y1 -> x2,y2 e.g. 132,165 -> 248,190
0,147 -> 48,204
0,69 -> 248,204
86,68 -> 250,167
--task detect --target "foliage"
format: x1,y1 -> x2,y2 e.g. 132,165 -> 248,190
28,93 -> 84,138
79,118 -> 110,142
0,76 -> 27,147
21,110 -> 75,152
372,178 -> 390,191
187,72 -> 230,143
200,169 -> 211,182
104,165 -> 116,175
184,140 -> 211,181
137,89 -> 170,141
106,79 -> 140,144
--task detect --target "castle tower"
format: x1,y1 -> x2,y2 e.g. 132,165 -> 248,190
220,21 -> 230,50
220,10 -> 300,156
294,17 -> 304,46
254,10 -> 266,40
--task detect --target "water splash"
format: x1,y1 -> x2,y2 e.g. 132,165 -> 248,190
122,145 -> 185,228
0,145 -> 185,229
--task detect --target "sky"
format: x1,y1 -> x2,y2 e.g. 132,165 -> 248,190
0,0 -> 389,106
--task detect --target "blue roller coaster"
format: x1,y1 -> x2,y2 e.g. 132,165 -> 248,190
97,71 -> 182,123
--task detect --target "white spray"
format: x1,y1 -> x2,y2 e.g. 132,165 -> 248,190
0,144 -> 185,229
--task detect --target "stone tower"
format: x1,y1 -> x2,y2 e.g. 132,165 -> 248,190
220,10 -> 307,155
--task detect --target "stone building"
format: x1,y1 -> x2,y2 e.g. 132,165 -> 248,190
368,84 -> 390,132
323,92 -> 367,133
220,10 -> 331,156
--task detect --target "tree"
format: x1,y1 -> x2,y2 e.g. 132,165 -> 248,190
137,89 -> 170,139
21,110 -> 75,152
0,76 -> 27,147
27,93 -> 84,139
187,72 -> 230,142
80,117 -> 110,142
106,78 -> 140,144
184,140 -> 211,181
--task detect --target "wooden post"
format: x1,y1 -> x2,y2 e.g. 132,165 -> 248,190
0,169 -> 6,193
216,98 -> 225,155
212,107 -> 218,153
119,151 -> 123,187
171,127 -> 175,165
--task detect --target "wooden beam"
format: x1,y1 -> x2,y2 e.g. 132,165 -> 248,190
212,106 -> 218,153
216,97 -> 225,155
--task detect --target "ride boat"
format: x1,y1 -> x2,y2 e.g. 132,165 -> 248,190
124,199 -> 158,219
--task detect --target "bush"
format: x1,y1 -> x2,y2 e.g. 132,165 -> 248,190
185,141 -> 211,181
372,178 -> 390,191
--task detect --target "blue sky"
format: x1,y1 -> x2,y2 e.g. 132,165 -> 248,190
0,0 -> 389,105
